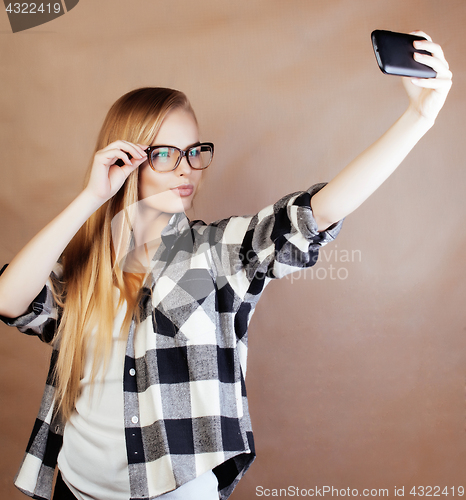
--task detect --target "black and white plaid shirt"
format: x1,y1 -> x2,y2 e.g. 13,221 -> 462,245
0,183 -> 343,500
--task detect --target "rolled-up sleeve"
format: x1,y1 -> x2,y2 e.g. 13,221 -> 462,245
0,263 -> 63,343
203,183 -> 343,298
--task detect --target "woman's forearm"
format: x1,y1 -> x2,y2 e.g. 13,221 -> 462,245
310,106 -> 434,231
0,189 -> 103,318
0,139 -> 148,319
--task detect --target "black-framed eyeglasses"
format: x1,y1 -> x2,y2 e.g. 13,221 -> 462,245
146,142 -> 214,172
114,142 -> 214,172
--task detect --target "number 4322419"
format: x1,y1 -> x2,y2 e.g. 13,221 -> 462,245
6,3 -> 62,14
409,486 -> 465,496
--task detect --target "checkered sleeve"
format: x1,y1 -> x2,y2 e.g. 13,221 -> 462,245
207,183 -> 343,298
0,262 -> 63,344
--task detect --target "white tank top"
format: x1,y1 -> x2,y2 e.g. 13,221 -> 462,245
57,290 -> 218,500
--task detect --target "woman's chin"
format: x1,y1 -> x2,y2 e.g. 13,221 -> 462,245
138,190 -> 188,214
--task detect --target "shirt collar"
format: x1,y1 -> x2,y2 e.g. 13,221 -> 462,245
160,211 -> 191,242
145,212 -> 191,282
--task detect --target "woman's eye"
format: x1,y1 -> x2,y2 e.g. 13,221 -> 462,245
154,148 -> 171,162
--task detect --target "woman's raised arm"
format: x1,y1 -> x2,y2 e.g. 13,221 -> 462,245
311,31 -> 453,231
0,140 -> 147,319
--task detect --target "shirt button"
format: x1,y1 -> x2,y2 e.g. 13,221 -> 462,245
131,416 -> 139,424
129,368 -> 136,376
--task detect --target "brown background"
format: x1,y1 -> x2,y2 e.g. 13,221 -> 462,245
1,0 -> 465,498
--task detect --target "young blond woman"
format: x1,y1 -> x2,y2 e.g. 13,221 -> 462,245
0,31 -> 452,500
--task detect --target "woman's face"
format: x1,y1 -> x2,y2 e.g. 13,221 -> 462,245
138,107 -> 203,214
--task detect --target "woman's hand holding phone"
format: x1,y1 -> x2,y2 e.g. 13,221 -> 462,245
401,31 -> 453,124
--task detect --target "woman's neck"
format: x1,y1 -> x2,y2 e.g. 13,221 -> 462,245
115,203 -> 176,273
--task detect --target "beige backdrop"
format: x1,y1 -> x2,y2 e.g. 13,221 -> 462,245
1,0 -> 466,498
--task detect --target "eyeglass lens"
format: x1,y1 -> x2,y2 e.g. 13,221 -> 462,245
150,144 -> 213,172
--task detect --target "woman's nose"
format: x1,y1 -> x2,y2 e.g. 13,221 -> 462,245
176,155 -> 192,174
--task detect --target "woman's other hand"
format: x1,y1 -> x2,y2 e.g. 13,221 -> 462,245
84,140 -> 149,203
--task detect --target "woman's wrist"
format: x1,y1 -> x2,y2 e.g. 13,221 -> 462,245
403,104 -> 436,135
79,187 -> 108,214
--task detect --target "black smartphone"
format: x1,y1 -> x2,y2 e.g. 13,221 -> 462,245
371,30 -> 436,78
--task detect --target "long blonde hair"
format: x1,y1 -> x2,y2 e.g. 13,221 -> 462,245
52,87 -> 197,422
